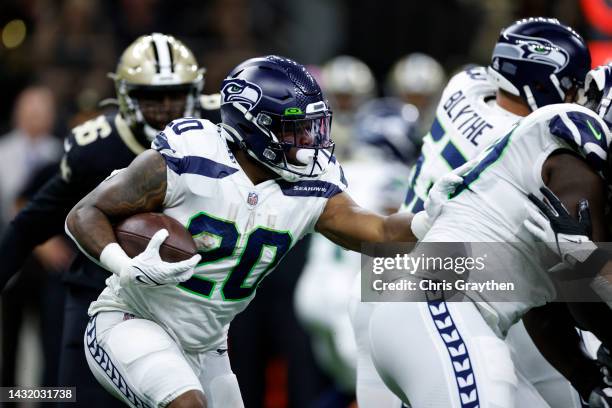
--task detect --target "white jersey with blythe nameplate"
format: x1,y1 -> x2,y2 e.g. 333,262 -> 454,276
422,103 -> 611,336
89,118 -> 347,352
402,66 -> 521,213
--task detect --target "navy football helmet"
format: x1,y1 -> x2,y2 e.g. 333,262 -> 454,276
580,65 -> 612,181
353,98 -> 420,164
581,64 -> 612,129
488,17 -> 591,111
220,56 -> 334,181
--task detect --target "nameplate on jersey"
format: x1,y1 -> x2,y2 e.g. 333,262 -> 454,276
442,90 -> 493,147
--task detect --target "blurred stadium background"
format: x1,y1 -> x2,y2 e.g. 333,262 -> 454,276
0,0 -> 611,407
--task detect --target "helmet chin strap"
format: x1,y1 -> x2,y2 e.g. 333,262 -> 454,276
522,85 -> 539,111
218,123 -> 245,146
549,73 -> 566,101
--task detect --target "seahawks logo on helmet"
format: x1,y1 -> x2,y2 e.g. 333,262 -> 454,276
221,79 -> 263,111
494,33 -> 569,73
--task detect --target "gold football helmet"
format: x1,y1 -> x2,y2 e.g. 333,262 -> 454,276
110,33 -> 204,141
387,53 -> 445,104
320,55 -> 375,114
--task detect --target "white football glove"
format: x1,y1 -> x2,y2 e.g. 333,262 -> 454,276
523,187 -> 597,267
589,386 -> 612,408
100,229 -> 201,288
411,160 -> 476,239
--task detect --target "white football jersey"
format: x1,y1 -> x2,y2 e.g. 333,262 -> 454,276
89,118 -> 347,352
423,103 -> 611,335
295,150 -> 411,387
402,66 -> 520,213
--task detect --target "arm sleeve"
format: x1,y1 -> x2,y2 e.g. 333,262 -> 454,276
0,173 -> 84,291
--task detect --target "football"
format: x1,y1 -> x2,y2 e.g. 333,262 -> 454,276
114,213 -> 197,262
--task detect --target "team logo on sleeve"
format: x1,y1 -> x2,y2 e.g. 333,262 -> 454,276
494,33 -> 569,72
221,79 -> 263,111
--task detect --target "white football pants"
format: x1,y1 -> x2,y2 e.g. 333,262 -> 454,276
368,301 -> 557,408
84,311 -> 244,408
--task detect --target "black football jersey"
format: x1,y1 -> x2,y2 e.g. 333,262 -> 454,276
60,112 -> 147,287
0,104 -> 220,290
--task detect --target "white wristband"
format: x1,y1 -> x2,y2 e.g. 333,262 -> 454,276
100,243 -> 131,275
410,210 -> 432,240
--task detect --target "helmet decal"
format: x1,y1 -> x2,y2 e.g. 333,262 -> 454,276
221,79 -> 263,112
494,33 -> 569,73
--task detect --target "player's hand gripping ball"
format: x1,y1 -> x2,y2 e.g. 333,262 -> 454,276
113,213 -> 200,287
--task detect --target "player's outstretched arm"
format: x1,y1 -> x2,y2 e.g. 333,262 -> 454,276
66,150 -> 200,287
314,192 -> 417,252
313,167 -> 465,250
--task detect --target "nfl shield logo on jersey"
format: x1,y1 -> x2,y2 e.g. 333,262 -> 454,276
247,192 -> 258,207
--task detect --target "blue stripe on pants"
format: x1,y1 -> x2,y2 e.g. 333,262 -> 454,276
85,316 -> 151,408
426,300 -> 480,408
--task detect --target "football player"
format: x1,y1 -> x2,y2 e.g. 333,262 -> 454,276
294,97 -> 419,400
522,65 -> 612,407
320,55 -> 376,159
386,52 -> 446,137
64,56 -> 438,408
367,55 -> 612,407
0,33 -> 213,407
352,17 -> 594,408
525,186 -> 612,407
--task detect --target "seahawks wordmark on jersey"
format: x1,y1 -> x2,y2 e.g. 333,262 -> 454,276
89,118 -> 347,351
403,66 -> 521,213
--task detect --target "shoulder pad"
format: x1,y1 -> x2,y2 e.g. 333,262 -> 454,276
443,66 -> 493,95
547,104 -> 611,173
67,114 -> 114,149
61,114 -> 119,182
153,118 -> 239,179
316,154 -> 348,190
462,65 -> 489,82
